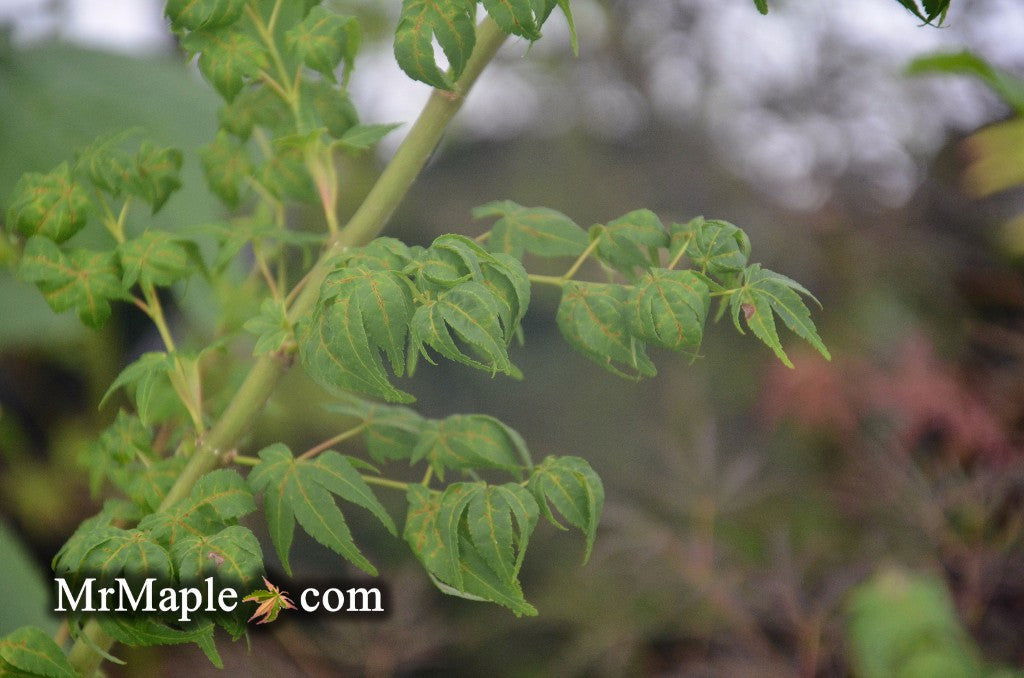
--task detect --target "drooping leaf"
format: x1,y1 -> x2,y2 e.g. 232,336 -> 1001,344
394,0 -> 476,90
481,253 -> 531,341
339,237 -> 414,272
126,142 -> 183,212
527,455 -> 603,562
219,84 -> 291,139
301,80 -> 360,138
244,298 -> 292,356
671,217 -> 751,279
325,396 -> 427,463
473,200 -> 588,258
257,142 -> 317,203
183,27 -> 268,101
0,627 -> 77,678
99,618 -> 222,669
753,0 -> 769,14
82,410 -> 153,496
907,51 -> 1024,115
594,209 -> 668,275
6,163 -> 90,243
78,528 -> 175,580
729,264 -> 830,368
627,269 -> 710,353
100,352 -> 173,425
411,281 -> 520,377
556,281 -> 655,379
118,230 -> 195,288
200,130 -> 252,207
337,123 -> 402,152
481,0 -> 541,40
172,525 -> 264,586
404,485 -> 538,617
248,444 -> 390,575
17,237 -> 124,328
300,266 -> 415,403
286,7 -> 361,81
127,456 -> 189,511
411,413 -> 531,480
165,0 -> 246,31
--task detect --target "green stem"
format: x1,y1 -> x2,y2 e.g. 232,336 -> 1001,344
527,274 -> 567,287
233,455 -> 260,466
561,235 -> 601,281
297,422 -> 367,460
65,18 -> 508,676
666,234 -> 693,270
361,476 -> 410,491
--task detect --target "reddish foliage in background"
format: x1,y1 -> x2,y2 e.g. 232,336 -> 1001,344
761,335 -> 1019,466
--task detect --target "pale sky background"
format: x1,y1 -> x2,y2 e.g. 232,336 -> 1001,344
2,0 -> 1022,209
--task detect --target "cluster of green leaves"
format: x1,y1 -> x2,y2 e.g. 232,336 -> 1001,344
8,134 -> 192,327
308,396 -> 604,615
0,0 -> 836,672
296,204 -> 828,408
395,0 -> 577,89
48,467 -> 261,665
754,0 -> 953,23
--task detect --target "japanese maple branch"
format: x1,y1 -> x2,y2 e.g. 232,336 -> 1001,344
65,17 -> 509,675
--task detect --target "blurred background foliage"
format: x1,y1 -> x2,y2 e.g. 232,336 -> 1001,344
2,0 -> 1024,675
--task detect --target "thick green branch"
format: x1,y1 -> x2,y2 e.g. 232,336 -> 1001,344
65,17 -> 508,676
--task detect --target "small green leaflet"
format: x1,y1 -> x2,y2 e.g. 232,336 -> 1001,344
325,396 -> 426,463
78,528 -> 175,580
481,0 -> 541,40
257,141 -> 317,203
527,455 -> 603,562
74,138 -> 183,211
127,456 -> 189,511
201,130 -> 252,207
907,51 -> 1024,115
219,84 -> 291,140
138,469 -> 255,549
99,618 -> 222,669
394,0 -> 476,90
100,352 -> 173,426
165,0 -> 246,31
247,444 -> 395,576
411,282 -> 520,377
672,217 -> 751,279
302,81 -> 360,138
128,142 -> 184,212
556,281 -> 655,379
118,230 -> 196,288
300,266 -> 415,403
753,0 -> 769,14
286,7 -> 360,82
895,0 -> 950,24
336,123 -> 402,152
173,525 -> 264,586
17,237 -> 124,328
628,269 -> 710,353
411,413 -> 532,480
594,209 -> 668,275
182,27 -> 268,101
83,410 -> 153,496
729,264 -> 830,368
473,200 -> 589,258
339,237 -> 415,272
0,626 -> 77,678
404,484 -> 538,616
6,162 -> 90,243
244,298 -> 292,356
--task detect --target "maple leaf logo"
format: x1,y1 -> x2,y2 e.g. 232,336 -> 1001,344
242,577 -> 297,624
